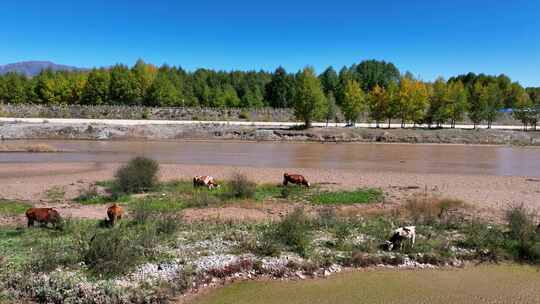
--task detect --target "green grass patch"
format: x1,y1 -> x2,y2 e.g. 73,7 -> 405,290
130,196 -> 185,215
0,200 -> 32,216
310,188 -> 383,205
254,184 -> 310,201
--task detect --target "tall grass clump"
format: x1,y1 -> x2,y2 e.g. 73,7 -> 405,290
115,157 -> 159,194
265,208 -> 312,257
403,196 -> 466,226
80,227 -> 144,277
224,173 -> 256,199
505,204 -> 540,263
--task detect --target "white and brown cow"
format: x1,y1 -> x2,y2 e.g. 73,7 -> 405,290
193,175 -> 220,189
385,226 -> 416,251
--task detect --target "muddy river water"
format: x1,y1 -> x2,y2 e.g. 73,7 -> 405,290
1,140 -> 540,177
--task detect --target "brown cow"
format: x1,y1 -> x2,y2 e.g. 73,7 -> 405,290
283,173 -> 310,187
193,175 -> 220,189
107,204 -> 123,226
26,207 -> 61,228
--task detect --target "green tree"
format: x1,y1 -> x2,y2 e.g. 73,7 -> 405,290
426,77 -> 449,128
447,81 -> 468,128
132,59 -> 158,105
469,82 -> 488,128
384,82 -> 400,128
341,80 -> 366,126
33,70 -> 73,104
215,85 -> 241,107
81,69 -> 110,105
109,65 -> 138,105
367,84 -> 389,128
293,67 -> 327,128
485,82 -> 503,128
337,66 -> 357,105
356,60 -> 400,91
146,70 -> 182,106
325,91 -> 337,127
512,86 -> 534,130
0,72 -> 29,104
525,87 -> 540,130
265,67 -> 294,108
319,67 -> 339,94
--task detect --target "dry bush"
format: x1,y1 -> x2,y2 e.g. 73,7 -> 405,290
225,173 -> 256,199
402,195 -> 468,226
115,157 -> 159,194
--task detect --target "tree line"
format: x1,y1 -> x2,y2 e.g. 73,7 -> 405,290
0,59 -> 538,129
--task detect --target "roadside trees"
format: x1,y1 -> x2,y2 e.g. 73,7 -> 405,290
469,82 -> 488,128
325,91 -> 337,127
341,80 -> 366,126
447,81 -> 468,128
293,67 -> 327,128
367,84 -> 389,128
396,77 -> 429,128
485,82 -> 503,128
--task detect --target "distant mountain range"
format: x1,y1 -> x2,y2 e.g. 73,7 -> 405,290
0,61 -> 84,77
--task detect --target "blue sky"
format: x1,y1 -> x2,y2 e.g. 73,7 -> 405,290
1,0 -> 539,86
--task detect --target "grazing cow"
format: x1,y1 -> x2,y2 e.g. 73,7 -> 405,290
193,175 -> 220,189
25,207 -> 61,228
384,226 -> 416,251
283,173 -> 310,187
107,204 -> 123,226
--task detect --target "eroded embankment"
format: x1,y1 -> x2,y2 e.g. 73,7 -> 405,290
1,121 -> 540,145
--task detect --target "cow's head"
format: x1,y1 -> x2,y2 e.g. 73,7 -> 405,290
47,209 -> 61,222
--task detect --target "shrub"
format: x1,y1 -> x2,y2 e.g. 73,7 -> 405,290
403,196 -> 466,226
225,173 -> 256,199
154,213 -> 183,235
29,239 -> 80,273
272,208 -> 312,257
253,230 -> 282,257
505,204 -> 540,263
115,157 -> 159,194
459,220 -> 509,262
80,226 -> 146,277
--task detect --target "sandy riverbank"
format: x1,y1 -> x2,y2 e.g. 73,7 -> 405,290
0,162 -> 538,221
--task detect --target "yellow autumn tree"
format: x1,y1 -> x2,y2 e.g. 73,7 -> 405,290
397,77 -> 429,128
367,84 -> 389,128
341,80 -> 366,126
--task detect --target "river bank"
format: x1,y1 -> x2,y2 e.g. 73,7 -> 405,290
1,120 -> 540,145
